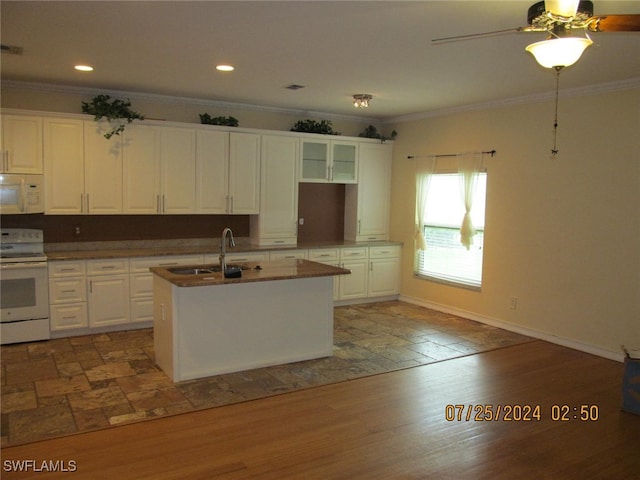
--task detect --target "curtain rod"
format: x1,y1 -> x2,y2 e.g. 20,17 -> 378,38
407,150 -> 496,160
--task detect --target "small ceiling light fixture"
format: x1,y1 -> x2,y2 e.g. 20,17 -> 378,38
525,35 -> 592,69
74,65 -> 94,72
216,64 -> 234,72
353,94 -> 372,108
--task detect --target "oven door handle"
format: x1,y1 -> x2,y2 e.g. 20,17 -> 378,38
0,261 -> 48,269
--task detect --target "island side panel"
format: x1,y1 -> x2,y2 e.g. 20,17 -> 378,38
173,276 -> 334,381
153,276 -> 178,381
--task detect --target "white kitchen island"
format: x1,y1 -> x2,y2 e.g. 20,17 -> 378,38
151,259 -> 350,382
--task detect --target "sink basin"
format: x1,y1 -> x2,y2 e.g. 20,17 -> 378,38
168,267 -> 217,275
167,264 -> 250,275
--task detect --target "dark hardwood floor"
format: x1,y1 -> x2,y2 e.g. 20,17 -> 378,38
2,340 -> 639,479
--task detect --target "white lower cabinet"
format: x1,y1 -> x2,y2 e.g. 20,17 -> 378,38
308,248 -> 340,300
86,259 -> 130,328
368,246 -> 401,297
48,244 -> 400,337
129,255 -> 203,324
269,249 -> 308,261
49,260 -> 88,332
338,247 -> 369,300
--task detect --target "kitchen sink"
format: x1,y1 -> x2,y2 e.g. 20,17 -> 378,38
167,264 -> 249,275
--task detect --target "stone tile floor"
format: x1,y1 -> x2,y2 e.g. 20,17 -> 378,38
1,301 -> 533,446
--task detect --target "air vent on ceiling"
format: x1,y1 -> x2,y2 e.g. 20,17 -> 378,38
285,84 -> 305,90
1,44 -> 24,55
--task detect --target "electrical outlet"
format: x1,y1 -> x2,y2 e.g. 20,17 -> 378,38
73,225 -> 81,237
509,297 -> 518,310
298,218 -> 305,225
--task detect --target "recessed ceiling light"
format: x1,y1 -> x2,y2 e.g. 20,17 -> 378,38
74,65 -> 94,72
216,65 -> 234,72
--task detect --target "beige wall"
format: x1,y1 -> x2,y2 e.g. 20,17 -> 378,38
388,87 -> 640,359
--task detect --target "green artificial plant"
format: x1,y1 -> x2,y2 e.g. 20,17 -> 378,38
81,95 -> 145,139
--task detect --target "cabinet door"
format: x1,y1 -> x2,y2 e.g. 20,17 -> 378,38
44,118 -> 85,214
84,121 -> 123,213
228,132 -> 260,214
256,135 -> 299,241
1,115 -> 43,173
161,127 -> 196,213
123,124 -> 161,213
368,258 -> 400,297
196,129 -> 229,213
339,259 -> 368,300
87,274 -> 130,327
300,140 -> 329,182
331,141 -> 358,184
345,142 -> 392,241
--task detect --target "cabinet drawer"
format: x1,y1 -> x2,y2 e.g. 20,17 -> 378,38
130,255 -> 203,273
50,303 -> 88,331
369,245 -> 401,259
308,248 -> 340,262
49,277 -> 87,304
340,247 -> 368,260
130,297 -> 154,324
48,260 -> 86,278
87,259 -> 129,275
130,272 -> 153,297
204,252 -> 268,264
269,249 -> 308,260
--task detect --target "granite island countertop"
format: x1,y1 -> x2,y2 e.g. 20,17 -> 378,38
150,258 -> 351,287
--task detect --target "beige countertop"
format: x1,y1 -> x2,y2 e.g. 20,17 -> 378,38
150,259 -> 350,287
44,239 -> 402,261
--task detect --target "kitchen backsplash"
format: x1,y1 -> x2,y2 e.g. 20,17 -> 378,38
2,182 -> 346,244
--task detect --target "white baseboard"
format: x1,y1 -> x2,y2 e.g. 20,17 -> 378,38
398,295 -> 625,362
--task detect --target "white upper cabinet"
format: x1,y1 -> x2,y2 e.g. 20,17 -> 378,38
228,132 -> 261,214
45,118 -> 124,214
84,121 -> 123,214
250,135 -> 299,245
196,130 -> 260,214
123,124 -> 195,214
344,142 -> 392,241
195,129 -> 229,213
1,114 -> 43,174
299,139 -> 358,184
122,124 -> 160,213
161,127 -> 196,213
44,118 -> 85,214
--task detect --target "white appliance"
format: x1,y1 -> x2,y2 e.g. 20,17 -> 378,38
0,228 -> 50,344
0,173 -> 45,214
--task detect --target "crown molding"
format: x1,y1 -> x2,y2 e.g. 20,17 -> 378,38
0,80 -> 379,124
384,77 -> 640,125
4,77 -> 638,126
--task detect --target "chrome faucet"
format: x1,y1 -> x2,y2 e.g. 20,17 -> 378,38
219,227 -> 235,271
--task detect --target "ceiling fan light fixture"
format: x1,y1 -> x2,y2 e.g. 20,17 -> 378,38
544,0 -> 580,18
353,94 -> 372,108
525,36 -> 592,68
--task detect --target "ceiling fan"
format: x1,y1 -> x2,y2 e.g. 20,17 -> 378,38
433,0 -> 640,68
433,0 -> 639,157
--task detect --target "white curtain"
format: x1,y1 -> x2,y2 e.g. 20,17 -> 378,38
414,155 -> 436,252
457,152 -> 484,250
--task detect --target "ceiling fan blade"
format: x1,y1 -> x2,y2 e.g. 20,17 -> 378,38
587,14 -> 640,32
432,27 -> 527,45
545,0 -> 580,18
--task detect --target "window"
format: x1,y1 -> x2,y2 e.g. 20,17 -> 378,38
415,172 -> 487,289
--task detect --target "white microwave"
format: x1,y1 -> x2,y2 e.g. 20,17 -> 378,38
0,174 -> 45,214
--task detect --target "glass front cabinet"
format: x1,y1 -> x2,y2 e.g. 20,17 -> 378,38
300,139 -> 358,184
